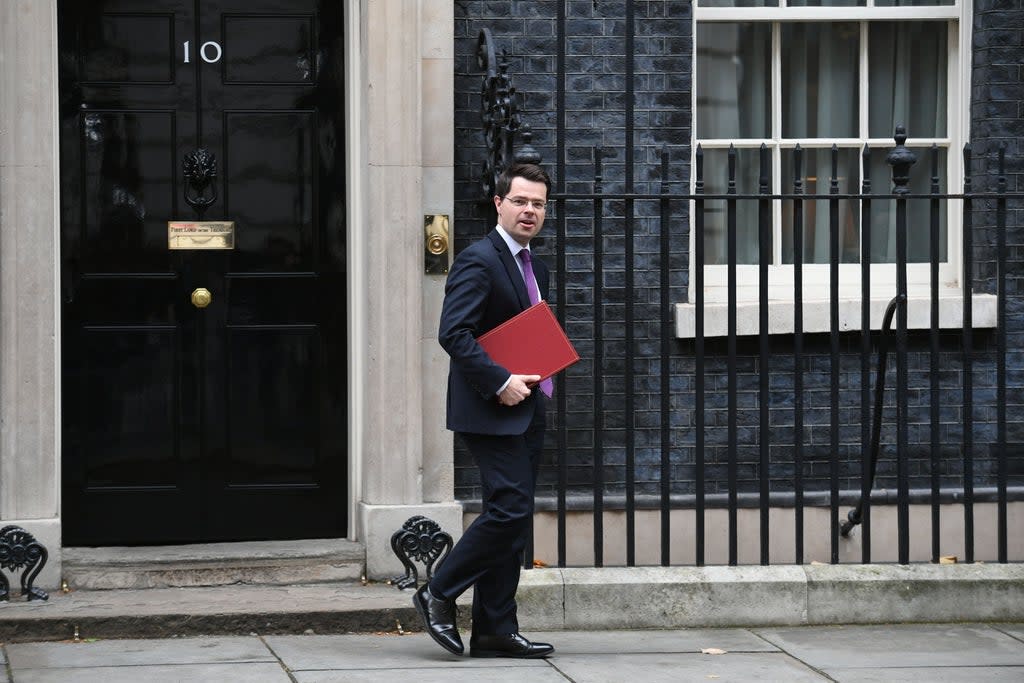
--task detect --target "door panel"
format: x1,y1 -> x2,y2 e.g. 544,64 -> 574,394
226,327 -> 319,486
81,13 -> 176,84
222,15 -> 315,84
81,328 -> 179,488
60,0 -> 347,545
223,111 -> 316,271
81,111 -> 177,272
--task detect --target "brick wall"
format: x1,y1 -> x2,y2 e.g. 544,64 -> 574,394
971,3 -> 1024,324
968,0 -> 1024,492
451,0 -> 1023,506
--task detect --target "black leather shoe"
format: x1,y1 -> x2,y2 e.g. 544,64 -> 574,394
470,632 -> 554,659
413,584 -> 464,655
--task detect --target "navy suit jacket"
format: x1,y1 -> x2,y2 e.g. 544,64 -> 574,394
439,229 -> 549,435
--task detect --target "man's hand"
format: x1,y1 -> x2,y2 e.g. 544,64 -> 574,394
498,374 -> 541,406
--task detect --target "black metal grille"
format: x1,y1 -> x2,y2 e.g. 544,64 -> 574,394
521,135 -> 1018,568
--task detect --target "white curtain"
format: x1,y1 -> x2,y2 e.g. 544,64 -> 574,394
696,23 -> 770,264
869,22 -> 948,263
783,23 -> 859,264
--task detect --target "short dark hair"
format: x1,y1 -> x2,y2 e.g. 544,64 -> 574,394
495,163 -> 552,198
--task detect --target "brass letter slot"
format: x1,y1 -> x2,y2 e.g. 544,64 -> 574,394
168,221 -> 235,250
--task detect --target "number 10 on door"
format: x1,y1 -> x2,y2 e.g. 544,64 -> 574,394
183,41 -> 223,64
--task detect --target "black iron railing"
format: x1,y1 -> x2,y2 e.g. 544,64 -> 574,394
520,131 -> 1018,568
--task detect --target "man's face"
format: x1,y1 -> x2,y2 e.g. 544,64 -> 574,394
494,176 -> 548,246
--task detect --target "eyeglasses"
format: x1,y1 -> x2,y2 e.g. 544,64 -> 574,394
502,196 -> 547,211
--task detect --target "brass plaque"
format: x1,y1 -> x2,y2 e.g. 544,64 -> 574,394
168,221 -> 235,250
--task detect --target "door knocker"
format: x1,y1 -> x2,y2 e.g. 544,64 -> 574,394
183,148 -> 218,216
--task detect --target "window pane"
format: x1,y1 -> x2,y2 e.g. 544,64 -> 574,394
697,23 -> 771,139
698,0 -> 778,6
869,22 -> 948,138
868,147 -> 948,263
781,148 -> 861,264
788,0 -> 864,6
699,148 -> 763,265
782,23 -> 859,138
875,0 -> 953,6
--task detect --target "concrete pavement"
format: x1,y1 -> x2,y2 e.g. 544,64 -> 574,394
1,563 -> 1022,680
3,624 -> 1024,682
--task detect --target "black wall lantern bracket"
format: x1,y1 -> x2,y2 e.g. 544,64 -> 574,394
477,28 -> 541,202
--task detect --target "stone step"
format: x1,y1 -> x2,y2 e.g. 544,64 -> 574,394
0,581 -> 429,643
62,539 -> 365,590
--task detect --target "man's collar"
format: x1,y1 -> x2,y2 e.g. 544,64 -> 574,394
495,225 -> 528,255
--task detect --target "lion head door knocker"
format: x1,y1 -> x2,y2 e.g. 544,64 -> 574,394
389,516 -> 453,590
182,148 -> 218,217
0,525 -> 49,601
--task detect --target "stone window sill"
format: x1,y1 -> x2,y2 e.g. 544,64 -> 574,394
674,293 -> 997,339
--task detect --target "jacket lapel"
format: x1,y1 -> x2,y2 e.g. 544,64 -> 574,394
487,229 -> 531,311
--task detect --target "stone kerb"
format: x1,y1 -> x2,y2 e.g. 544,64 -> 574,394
516,564 -> 1024,630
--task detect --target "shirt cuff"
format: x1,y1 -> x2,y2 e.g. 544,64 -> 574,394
496,375 -> 512,396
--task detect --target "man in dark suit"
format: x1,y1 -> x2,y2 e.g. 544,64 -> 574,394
413,163 -> 555,659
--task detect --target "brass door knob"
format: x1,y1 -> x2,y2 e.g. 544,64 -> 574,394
191,288 -> 212,308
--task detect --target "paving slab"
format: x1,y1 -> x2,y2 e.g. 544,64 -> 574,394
5,636 -> 274,669
827,665 -> 1024,682
549,652 -> 828,683
755,624 -> 1024,669
293,666 -> 570,683
265,633 -> 547,671
531,628 -> 779,654
994,623 -> 1024,641
12,663 -> 290,683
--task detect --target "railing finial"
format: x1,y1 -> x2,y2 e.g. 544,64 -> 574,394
886,125 -> 917,195
515,123 -> 542,165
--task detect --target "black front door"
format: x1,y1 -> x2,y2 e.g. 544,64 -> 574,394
59,0 -> 347,545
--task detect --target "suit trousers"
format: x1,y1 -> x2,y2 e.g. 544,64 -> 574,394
429,401 -> 546,636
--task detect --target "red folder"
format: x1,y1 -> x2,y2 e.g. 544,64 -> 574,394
477,301 -> 579,381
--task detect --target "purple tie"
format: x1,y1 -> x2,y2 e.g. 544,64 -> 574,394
517,249 -> 553,398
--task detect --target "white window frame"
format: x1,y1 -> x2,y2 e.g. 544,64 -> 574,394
680,0 -> 993,337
